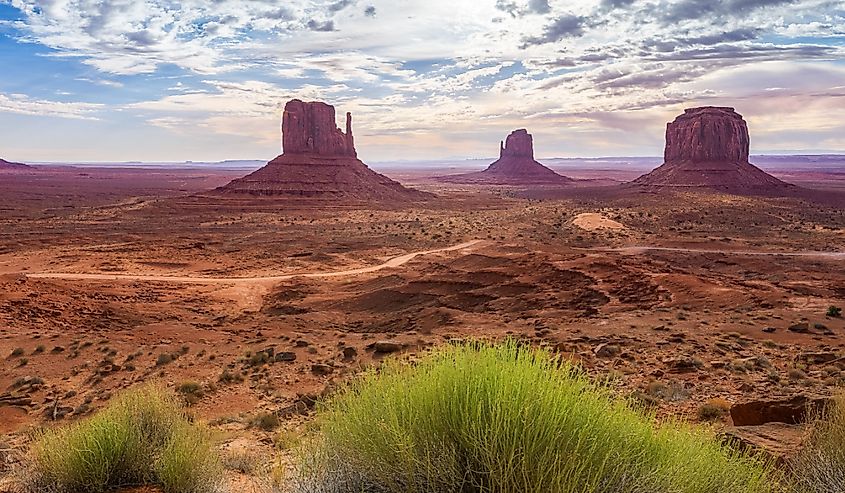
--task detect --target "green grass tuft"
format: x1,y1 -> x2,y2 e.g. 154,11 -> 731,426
295,340 -> 778,493
21,384 -> 221,493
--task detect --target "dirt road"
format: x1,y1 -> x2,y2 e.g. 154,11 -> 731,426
25,240 -> 485,284
603,246 -> 845,259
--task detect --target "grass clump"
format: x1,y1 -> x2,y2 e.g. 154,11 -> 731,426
827,306 -> 842,318
295,341 -> 776,493
21,384 -> 221,493
176,381 -> 205,406
790,395 -> 845,492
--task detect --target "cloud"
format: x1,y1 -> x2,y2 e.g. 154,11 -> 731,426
306,19 -> 336,32
0,92 -> 103,120
2,0 -> 845,160
658,0 -> 798,23
520,14 -> 586,47
328,0 -> 355,13
495,0 -> 551,17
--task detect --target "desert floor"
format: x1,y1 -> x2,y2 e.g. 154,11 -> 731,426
1,164 -> 843,487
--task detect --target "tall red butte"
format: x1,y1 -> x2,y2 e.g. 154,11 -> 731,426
218,99 -> 431,201
633,107 -> 793,192
443,129 -> 573,185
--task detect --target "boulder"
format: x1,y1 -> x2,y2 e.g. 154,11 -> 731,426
372,340 -> 403,354
730,394 -> 832,426
721,423 -> 807,466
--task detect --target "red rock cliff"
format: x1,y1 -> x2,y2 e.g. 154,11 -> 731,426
664,107 -> 749,164
500,129 -> 534,159
282,99 -> 356,157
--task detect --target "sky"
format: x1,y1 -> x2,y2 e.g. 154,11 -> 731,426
1,0 -> 844,163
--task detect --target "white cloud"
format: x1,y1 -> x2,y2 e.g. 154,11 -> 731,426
0,92 -> 103,120
2,0 -> 845,159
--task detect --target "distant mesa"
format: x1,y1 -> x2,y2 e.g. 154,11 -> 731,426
441,129 -> 574,185
0,158 -> 31,170
217,99 -> 431,201
632,107 -> 793,192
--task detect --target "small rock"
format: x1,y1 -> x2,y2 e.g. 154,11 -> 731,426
341,347 -> 357,361
788,322 -> 809,333
594,343 -> 621,358
311,364 -> 333,376
275,352 -> 297,363
373,341 -> 403,354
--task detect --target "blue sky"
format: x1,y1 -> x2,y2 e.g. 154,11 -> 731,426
1,0 -> 844,162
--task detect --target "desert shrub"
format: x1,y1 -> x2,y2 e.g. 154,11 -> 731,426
156,352 -> 174,366
697,398 -> 731,421
21,385 -> 221,493
294,341 -> 776,493
827,306 -> 842,318
176,381 -> 205,406
790,395 -> 845,492
218,369 -> 244,384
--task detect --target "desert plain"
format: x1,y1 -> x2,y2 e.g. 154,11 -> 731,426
1,146 -> 844,488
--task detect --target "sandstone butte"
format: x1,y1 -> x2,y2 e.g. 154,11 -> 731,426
442,129 -> 574,185
218,99 -> 432,201
633,107 -> 793,192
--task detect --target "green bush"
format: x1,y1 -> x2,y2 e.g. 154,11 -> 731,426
827,306 -> 842,318
295,341 -> 777,493
22,385 -> 221,493
791,395 -> 845,492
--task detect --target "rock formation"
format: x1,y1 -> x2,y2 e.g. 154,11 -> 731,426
0,158 -> 30,169
218,99 -> 431,201
442,129 -> 573,185
633,107 -> 792,192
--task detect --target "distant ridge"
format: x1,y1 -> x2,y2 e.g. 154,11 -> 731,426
0,158 -> 31,169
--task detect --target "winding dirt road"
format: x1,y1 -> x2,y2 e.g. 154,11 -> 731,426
601,246 -> 845,259
25,240 -> 484,284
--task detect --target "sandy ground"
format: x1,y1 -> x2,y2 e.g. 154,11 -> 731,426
0,165 -> 844,490
572,212 -> 626,231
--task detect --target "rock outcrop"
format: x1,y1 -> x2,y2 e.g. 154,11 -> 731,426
633,107 -> 793,192
441,129 -> 573,185
0,158 -> 30,169
218,100 -> 431,201
281,100 -> 356,157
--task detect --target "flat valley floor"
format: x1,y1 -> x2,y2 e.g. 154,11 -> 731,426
1,165 -> 844,483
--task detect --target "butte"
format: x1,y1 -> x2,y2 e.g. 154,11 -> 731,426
632,107 -> 794,193
442,129 -> 574,185
218,99 -> 432,201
